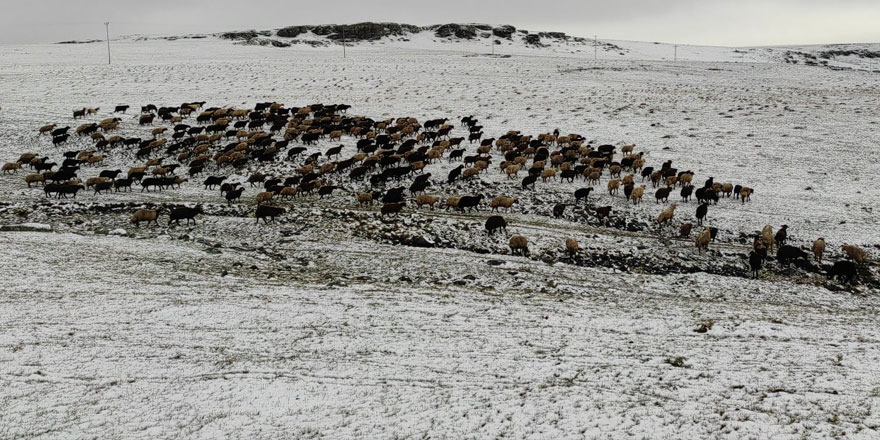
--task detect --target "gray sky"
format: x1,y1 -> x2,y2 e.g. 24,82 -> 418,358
2,0 -> 879,46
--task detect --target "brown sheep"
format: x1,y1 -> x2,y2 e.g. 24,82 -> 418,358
631,185 -> 645,205
415,194 -> 440,209
87,154 -> 104,165
541,168 -> 557,182
489,196 -> 517,212
280,186 -> 298,200
25,173 -> 45,187
357,191 -> 375,206
842,244 -> 868,264
509,235 -> 529,256
680,223 -> 693,237
462,167 -> 480,180
740,187 -> 753,203
696,227 -> 711,253
720,183 -> 733,197
85,177 -> 109,189
812,238 -> 825,263
130,209 -> 159,227
657,203 -> 677,226
256,191 -> 274,205
607,178 -> 620,195
505,164 -> 521,179
446,196 -> 461,210
18,153 -> 38,164
2,162 -> 21,174
39,124 -> 56,134
565,238 -> 579,256
587,171 -> 601,185
621,174 -> 634,186
762,225 -> 774,252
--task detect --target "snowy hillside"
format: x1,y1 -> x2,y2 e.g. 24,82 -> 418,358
1,27 -> 879,439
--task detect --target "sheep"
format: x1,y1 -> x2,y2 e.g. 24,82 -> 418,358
594,206 -> 612,221
114,178 -> 133,192
695,203 -> 709,225
255,205 -> 285,224
740,187 -> 753,203
680,223 -> 693,237
2,162 -> 21,174
696,227 -> 711,253
256,191 -> 274,205
631,185 -> 645,205
574,187 -> 593,204
565,238 -> 579,256
657,203 -> 677,226
457,195 -> 484,212
777,245 -> 809,267
720,183 -> 733,197
130,209 -> 159,228
553,203 -> 566,218
226,187 -> 245,205
762,225 -> 774,252
490,196 -> 517,212
279,186 -> 298,200
774,225 -> 788,247
509,235 -> 529,256
541,168 -> 557,183
812,238 -> 825,263
415,194 -> 440,210
607,178 -> 620,195
356,191 -> 377,206
828,261 -> 858,284
85,177 -> 109,189
749,251 -> 763,278
461,167 -> 480,180
25,173 -> 45,187
169,205 -> 204,226
445,196 -> 461,210
93,180 -> 113,194
39,124 -> 56,135
99,169 -> 122,180
842,244 -> 868,264
485,216 -> 507,235
381,202 -> 404,216
654,187 -> 671,203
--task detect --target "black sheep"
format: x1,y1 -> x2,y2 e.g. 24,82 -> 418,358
774,225 -> 789,247
749,251 -> 763,278
485,216 -> 507,235
828,261 -> 857,284
255,205 -> 285,224
695,203 -> 709,225
553,203 -> 566,218
169,205 -> 204,226
447,165 -> 463,184
457,195 -> 484,212
681,185 -> 693,202
777,245 -> 809,267
521,175 -> 537,190
655,187 -> 671,203
574,187 -> 593,204
380,202 -> 404,216
226,187 -> 244,205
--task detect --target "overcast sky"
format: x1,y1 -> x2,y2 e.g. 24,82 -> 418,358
1,0 -> 878,46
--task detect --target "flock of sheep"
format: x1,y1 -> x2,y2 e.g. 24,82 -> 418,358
2,100 -> 870,284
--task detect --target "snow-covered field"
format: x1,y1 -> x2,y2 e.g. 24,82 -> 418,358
1,36 -> 879,438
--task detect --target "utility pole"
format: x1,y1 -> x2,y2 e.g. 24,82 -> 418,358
104,22 -> 111,65
674,45 -> 678,63
594,35 -> 598,61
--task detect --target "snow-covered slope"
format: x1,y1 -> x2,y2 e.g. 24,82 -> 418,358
1,29 -> 879,439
